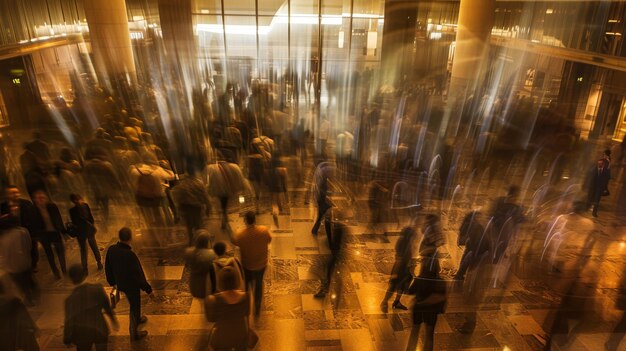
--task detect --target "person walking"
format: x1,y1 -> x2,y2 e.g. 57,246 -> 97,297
380,226 -> 416,312
0,280 -> 39,351
206,155 -> 251,231
0,185 -> 37,270
184,233 -> 217,299
69,194 -> 102,274
0,215 -> 39,306
205,266 -> 251,351
104,227 -> 153,341
31,190 -> 67,279
405,255 -> 447,351
454,210 -> 488,281
314,210 -> 349,299
172,170 -> 211,246
311,161 -> 334,236
82,156 -> 121,232
231,211 -> 271,316
64,264 -> 118,351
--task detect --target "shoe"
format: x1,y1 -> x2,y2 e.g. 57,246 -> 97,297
314,287 -> 328,298
139,315 -> 148,324
392,301 -> 408,310
380,303 -> 389,313
131,330 -> 148,341
97,262 -> 103,270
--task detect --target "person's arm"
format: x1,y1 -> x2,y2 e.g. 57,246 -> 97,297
104,250 -> 116,287
133,254 -> 152,294
99,285 -> 118,329
86,204 -> 95,225
204,295 -> 217,322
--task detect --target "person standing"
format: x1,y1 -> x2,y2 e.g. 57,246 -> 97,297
0,215 -> 39,306
0,185 -> 37,269
587,159 -> 611,217
64,264 -> 118,351
231,211 -> 271,316
69,194 -> 102,274
31,190 -> 67,279
104,227 -> 152,341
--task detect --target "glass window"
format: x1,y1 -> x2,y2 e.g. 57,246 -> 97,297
223,0 -> 255,15
223,15 -> 257,59
196,14 -> 226,59
192,0 -> 221,14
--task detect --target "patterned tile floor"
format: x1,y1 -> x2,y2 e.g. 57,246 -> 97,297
19,179 -> 626,351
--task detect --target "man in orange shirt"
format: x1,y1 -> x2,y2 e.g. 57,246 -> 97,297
232,211 -> 272,316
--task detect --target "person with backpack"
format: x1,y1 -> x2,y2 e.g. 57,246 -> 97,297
130,155 -> 175,227
267,154 -> 288,228
205,154 -> 251,231
69,194 -> 102,274
208,242 -> 245,294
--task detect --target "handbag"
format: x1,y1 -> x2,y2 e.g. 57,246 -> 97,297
65,222 -> 79,238
110,287 -> 121,309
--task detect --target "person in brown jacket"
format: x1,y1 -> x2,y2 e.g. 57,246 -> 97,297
231,211 -> 271,316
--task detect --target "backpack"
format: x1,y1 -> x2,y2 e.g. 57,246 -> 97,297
207,257 -> 245,294
135,166 -> 163,200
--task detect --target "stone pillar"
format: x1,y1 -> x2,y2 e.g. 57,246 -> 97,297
380,0 -> 418,87
83,0 -> 136,88
444,0 -> 495,136
158,0 -> 198,83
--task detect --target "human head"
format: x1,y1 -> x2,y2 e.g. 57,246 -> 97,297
5,185 -> 20,202
401,226 -> 415,238
118,227 -> 133,242
69,194 -> 82,205
244,211 -> 256,226
597,159 -> 605,169
507,185 -> 520,198
32,190 -> 49,207
218,266 -> 241,291
195,233 -> 211,249
68,264 -> 86,284
213,241 -> 227,256
604,149 -> 612,158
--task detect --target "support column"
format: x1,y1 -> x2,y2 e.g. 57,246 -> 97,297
83,0 -> 136,89
444,0 -> 495,136
158,0 -> 198,84
380,0 -> 418,87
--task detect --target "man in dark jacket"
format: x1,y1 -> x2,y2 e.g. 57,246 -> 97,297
104,227 -> 152,340
69,194 -> 102,274
587,159 -> 611,217
64,264 -> 118,351
172,170 -> 211,246
0,185 -> 37,269
32,190 -> 67,279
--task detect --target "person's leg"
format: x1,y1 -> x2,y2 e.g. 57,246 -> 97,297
30,237 -> 39,270
311,202 -> 329,235
392,273 -> 411,309
405,323 -> 422,351
254,268 -> 266,315
52,239 -> 67,274
455,250 -> 474,281
77,236 -> 88,271
87,234 -> 102,267
606,312 -> 626,351
244,268 -> 254,292
75,340 -> 95,351
94,333 -> 108,351
124,290 -> 141,338
423,321 -> 436,351
219,197 -> 229,229
40,238 -> 60,277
